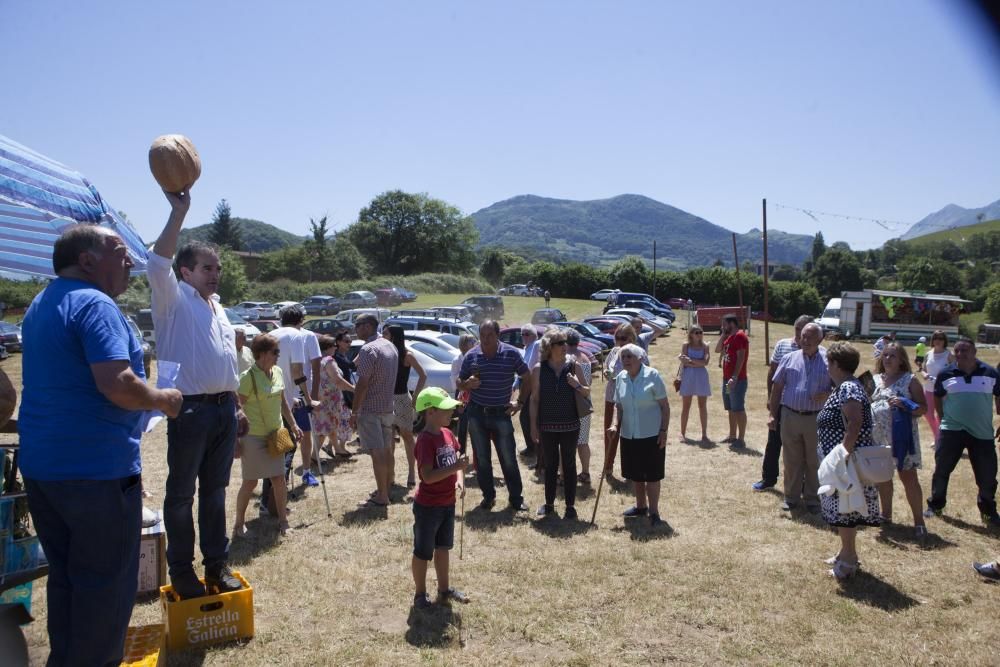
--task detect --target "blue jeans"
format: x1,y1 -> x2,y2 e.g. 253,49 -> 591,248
26,475 -> 141,666
164,395 -> 236,577
467,403 -> 523,506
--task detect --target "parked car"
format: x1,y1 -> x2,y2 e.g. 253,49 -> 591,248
302,295 -> 342,316
499,284 -> 530,296
0,322 -> 22,353
223,309 -> 262,340
302,318 -> 355,336
608,292 -> 676,321
590,289 -> 616,301
333,307 -> 391,324
247,319 -> 280,334
0,342 -> 7,360
271,300 -> 302,311
346,339 -> 456,395
620,299 -> 674,320
584,316 -> 654,336
403,330 -> 461,352
341,291 -> 377,308
234,301 -> 279,320
499,325 -> 604,361
665,297 -> 690,310
135,309 -> 155,347
555,321 -> 615,348
461,295 -> 504,320
530,308 -> 567,325
384,315 -> 479,338
374,288 -> 403,307
124,315 -> 152,377
389,286 -> 417,302
431,306 -> 476,322
605,308 -> 670,331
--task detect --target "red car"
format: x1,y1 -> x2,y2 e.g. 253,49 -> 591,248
375,289 -> 403,306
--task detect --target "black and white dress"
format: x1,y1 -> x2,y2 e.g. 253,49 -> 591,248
817,379 -> 881,527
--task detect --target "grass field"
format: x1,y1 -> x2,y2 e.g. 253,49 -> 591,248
904,218 -> 1000,247
5,298 -> 1000,665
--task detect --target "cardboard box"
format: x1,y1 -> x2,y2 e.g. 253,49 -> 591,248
121,623 -> 166,666
137,516 -> 166,598
160,571 -> 253,651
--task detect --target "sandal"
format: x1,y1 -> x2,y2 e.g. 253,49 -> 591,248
829,558 -> 858,581
578,473 -> 591,484
278,520 -> 292,536
363,497 -> 389,508
414,592 -> 433,609
437,587 -> 470,604
232,524 -> 248,539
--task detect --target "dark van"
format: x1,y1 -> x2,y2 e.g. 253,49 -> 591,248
462,295 -> 505,320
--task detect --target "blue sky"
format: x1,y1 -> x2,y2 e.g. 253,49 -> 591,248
3,1 -> 998,251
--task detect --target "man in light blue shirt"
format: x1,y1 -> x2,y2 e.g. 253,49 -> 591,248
518,325 -> 540,457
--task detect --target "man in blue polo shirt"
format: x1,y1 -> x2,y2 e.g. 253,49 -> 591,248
457,320 -> 532,511
925,338 -> 1000,526
19,226 -> 183,665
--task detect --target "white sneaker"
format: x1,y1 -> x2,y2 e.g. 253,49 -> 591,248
141,506 -> 160,528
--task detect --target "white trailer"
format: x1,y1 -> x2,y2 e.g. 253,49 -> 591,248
838,289 -> 970,342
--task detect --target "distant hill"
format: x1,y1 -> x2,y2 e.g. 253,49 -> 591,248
177,217 -> 307,252
903,217 -> 1000,247
901,198 -> 1000,240
471,194 -> 813,269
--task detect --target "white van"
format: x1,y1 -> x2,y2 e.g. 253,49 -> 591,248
816,298 -> 841,335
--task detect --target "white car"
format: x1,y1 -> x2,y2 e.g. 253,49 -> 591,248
224,309 -> 262,340
334,308 -> 392,324
272,300 -> 302,311
348,339 -> 456,395
403,330 -> 461,353
605,308 -> 670,332
590,289 -> 616,301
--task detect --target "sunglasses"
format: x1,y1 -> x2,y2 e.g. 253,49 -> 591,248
620,353 -> 636,359
270,349 -> 280,357
692,332 -> 703,336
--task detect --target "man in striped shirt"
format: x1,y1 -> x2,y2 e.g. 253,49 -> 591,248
350,314 -> 398,507
458,320 -> 532,511
752,315 -> 812,491
767,322 -> 832,512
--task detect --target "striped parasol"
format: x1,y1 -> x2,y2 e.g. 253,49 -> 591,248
0,134 -> 149,279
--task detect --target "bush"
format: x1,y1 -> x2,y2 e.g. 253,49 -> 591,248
984,283 -> 1000,324
768,281 -> 823,324
0,278 -> 47,311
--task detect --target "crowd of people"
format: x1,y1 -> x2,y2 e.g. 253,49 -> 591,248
7,188 -> 1000,663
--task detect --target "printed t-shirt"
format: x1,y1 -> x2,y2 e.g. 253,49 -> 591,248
19,278 -> 146,480
722,330 -> 749,381
414,428 -> 460,507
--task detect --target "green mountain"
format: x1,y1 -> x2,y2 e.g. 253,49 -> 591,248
471,194 -> 813,269
177,217 -> 307,252
903,217 -> 1000,246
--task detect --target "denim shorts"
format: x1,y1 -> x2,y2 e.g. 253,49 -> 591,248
722,379 -> 748,412
412,501 -> 455,561
292,403 -> 312,432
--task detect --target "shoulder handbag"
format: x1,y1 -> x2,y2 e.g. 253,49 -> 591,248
249,369 -> 296,458
570,361 -> 593,417
852,445 -> 896,485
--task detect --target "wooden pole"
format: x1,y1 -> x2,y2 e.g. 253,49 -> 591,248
652,240 -> 657,299
762,198 -> 771,363
732,233 -> 744,328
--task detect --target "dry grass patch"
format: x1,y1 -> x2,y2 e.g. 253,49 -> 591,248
7,325 -> 1000,665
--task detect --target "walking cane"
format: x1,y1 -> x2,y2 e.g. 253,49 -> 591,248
459,490 -> 466,560
590,469 -> 605,526
315,434 -> 333,518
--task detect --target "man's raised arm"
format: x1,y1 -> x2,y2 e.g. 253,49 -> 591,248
153,191 -> 192,260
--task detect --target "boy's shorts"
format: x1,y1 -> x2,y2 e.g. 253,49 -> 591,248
412,502 -> 455,561
722,379 -> 748,412
292,402 -> 312,432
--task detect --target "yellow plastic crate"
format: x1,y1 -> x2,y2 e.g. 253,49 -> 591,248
121,624 -> 165,666
159,571 -> 254,651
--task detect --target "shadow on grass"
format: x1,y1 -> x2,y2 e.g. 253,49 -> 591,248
727,444 -> 762,458
696,438 -> 718,450
780,508 -> 833,532
940,514 -> 999,539
340,502 -> 389,526
610,519 -> 676,541
529,513 -> 597,539
604,474 -> 632,495
464,506 -> 525,533
405,604 -> 461,648
228,519 -> 283,565
836,570 -> 920,612
876,523 -> 958,552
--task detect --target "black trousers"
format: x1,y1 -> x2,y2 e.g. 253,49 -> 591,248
541,429 -> 579,507
761,415 -> 782,484
928,429 -> 998,516
519,400 -> 534,453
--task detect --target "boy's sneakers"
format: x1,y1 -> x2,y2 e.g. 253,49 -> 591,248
923,507 -> 941,519
302,471 -> 319,487
437,587 -> 470,604
413,592 -> 433,609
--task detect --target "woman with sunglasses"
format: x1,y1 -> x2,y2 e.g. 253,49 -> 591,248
920,330 -> 954,441
871,342 -> 927,538
529,328 -> 590,519
677,325 -> 711,443
233,333 -> 302,537
602,323 -> 638,476
608,343 -> 671,527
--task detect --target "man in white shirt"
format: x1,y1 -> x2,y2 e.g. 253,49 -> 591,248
150,191 -> 247,599
269,305 -> 321,489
